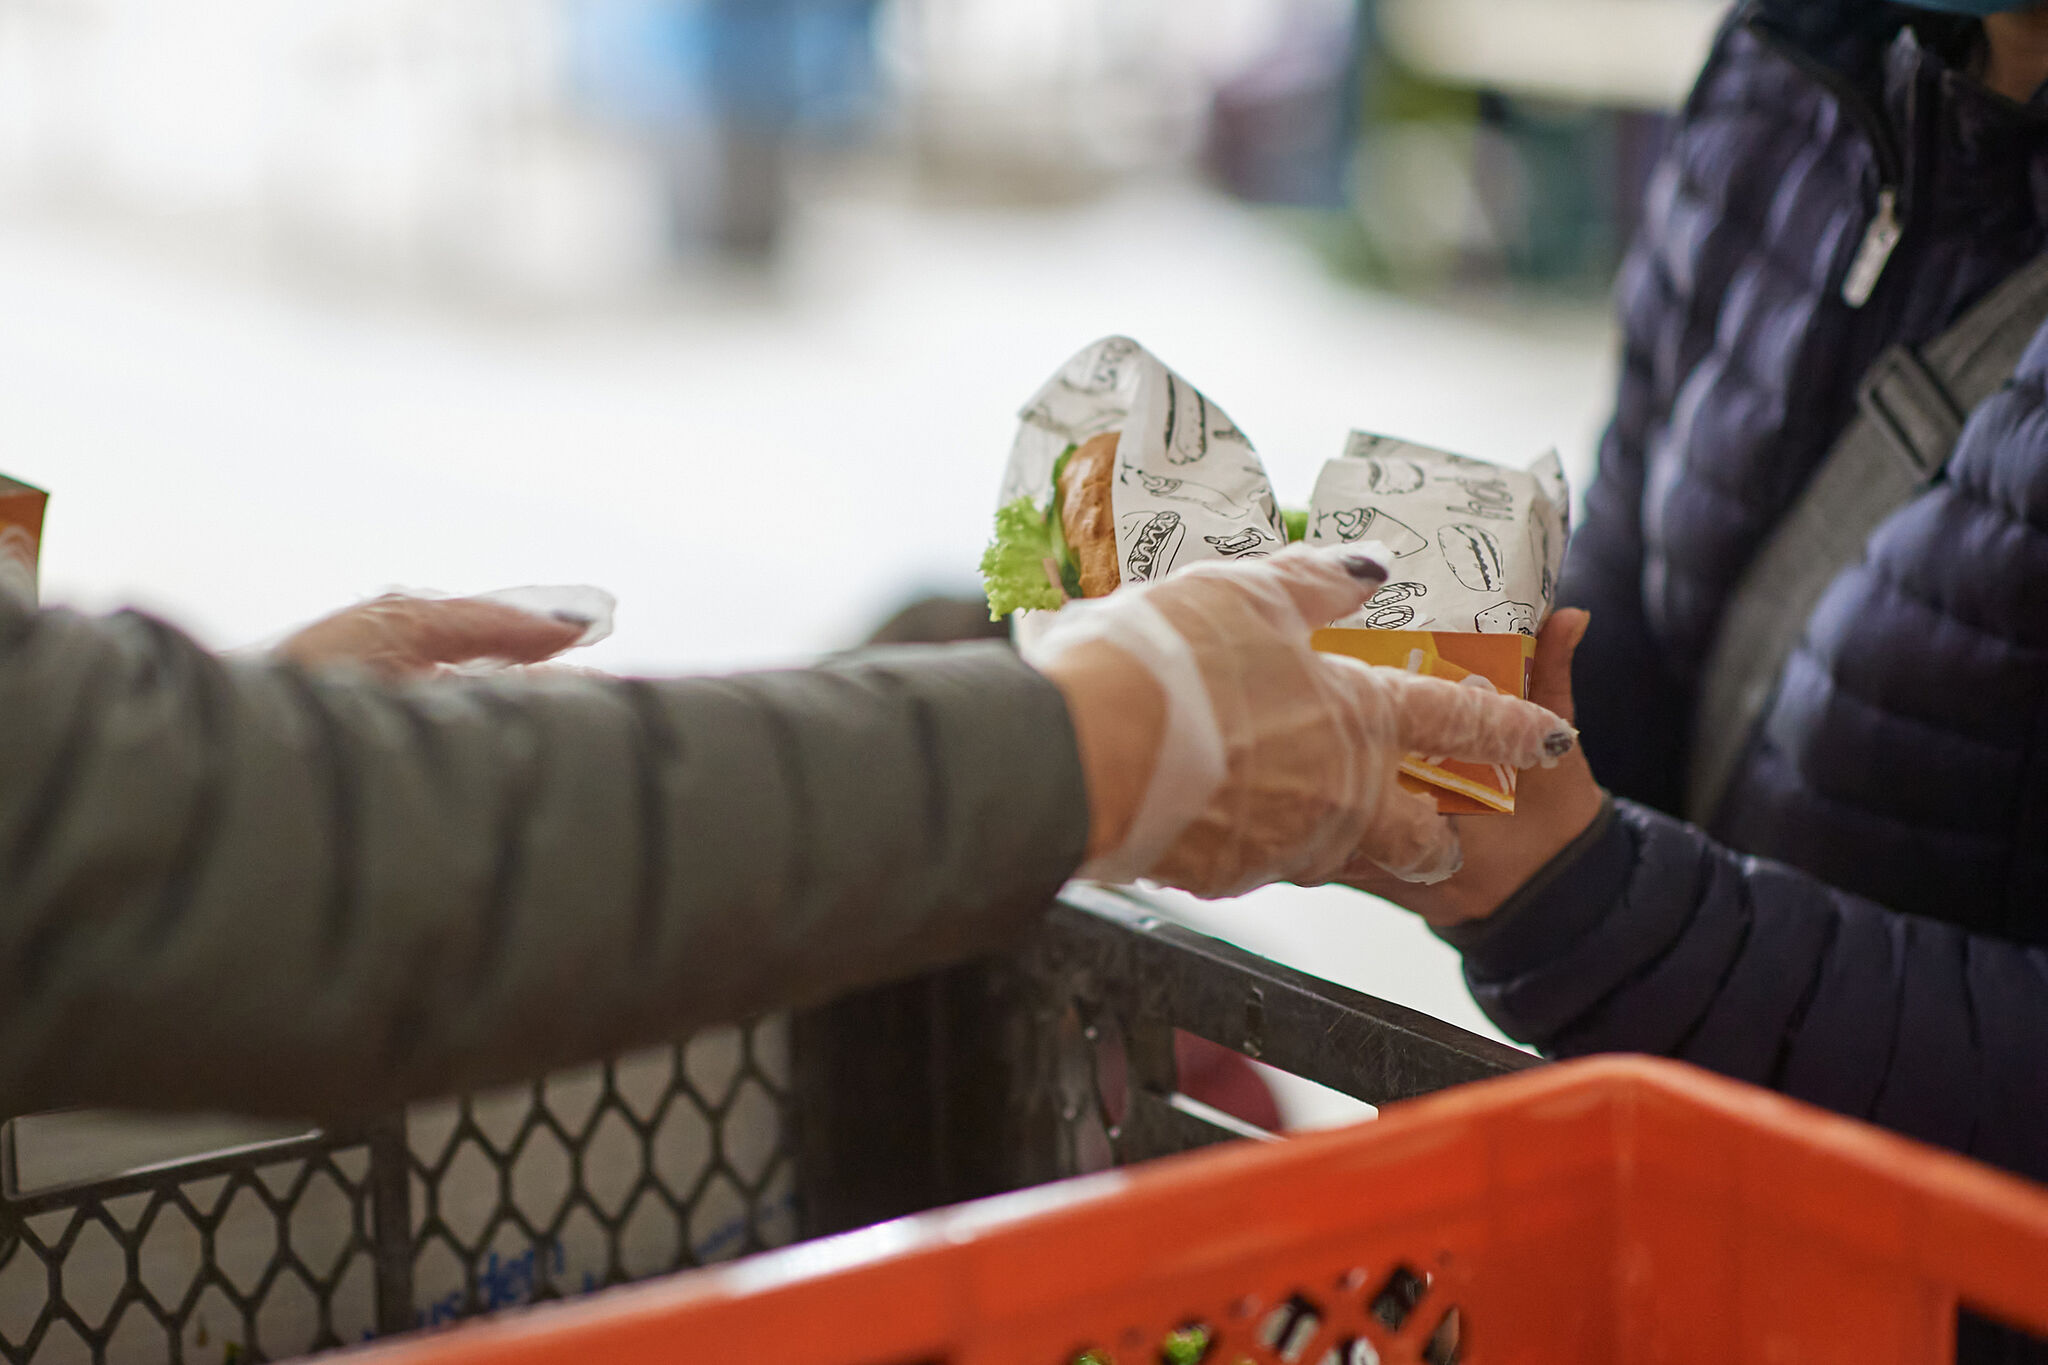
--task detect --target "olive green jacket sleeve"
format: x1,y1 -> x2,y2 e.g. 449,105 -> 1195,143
0,600 -> 1088,1120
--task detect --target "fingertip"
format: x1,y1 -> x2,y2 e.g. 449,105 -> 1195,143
512,616 -> 589,662
1546,606 -> 1591,652
1257,543 -> 1385,626
430,600 -> 586,666
1336,548 -> 1389,586
1311,539 -> 1389,581
1542,723 -> 1578,760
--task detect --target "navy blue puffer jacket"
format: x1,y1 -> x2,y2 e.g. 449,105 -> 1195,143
1448,2 -> 2048,1188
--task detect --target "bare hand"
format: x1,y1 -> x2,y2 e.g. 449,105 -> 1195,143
276,595 -> 588,681
1338,608 -> 1605,928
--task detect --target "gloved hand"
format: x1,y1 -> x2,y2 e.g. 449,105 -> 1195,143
275,587 -> 613,680
1024,544 -> 1577,897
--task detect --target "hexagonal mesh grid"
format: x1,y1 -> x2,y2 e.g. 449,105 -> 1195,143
0,1018 -> 794,1365
0,1131 -> 388,1365
405,1019 -> 796,1333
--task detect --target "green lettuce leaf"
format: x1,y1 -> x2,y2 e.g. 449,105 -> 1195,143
981,497 -> 1069,619
1281,507 -> 1309,543
984,444 -> 1084,619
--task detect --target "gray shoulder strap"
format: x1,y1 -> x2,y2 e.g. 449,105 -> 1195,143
1685,251 -> 2048,825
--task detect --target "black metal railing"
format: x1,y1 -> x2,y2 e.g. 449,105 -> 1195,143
793,883 -> 1533,1234
1,888 -> 1530,1364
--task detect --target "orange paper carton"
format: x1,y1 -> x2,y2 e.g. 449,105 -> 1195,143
1313,627 -> 1536,814
0,475 -> 46,606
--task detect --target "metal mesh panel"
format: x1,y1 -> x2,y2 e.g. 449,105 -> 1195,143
404,1019 -> 796,1331
0,1018 -> 795,1364
0,1126 -> 392,1365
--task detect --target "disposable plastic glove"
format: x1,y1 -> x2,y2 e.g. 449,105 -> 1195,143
275,586 -> 614,680
1023,544 -> 1576,897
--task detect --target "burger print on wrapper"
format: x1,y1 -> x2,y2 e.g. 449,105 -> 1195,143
989,337 -> 1286,646
1306,432 -> 1570,814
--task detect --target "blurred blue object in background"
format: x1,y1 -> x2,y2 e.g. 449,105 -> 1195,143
564,0 -> 883,254
563,0 -> 703,126
565,0 -> 881,132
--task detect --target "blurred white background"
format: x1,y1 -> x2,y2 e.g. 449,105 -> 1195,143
0,0 -> 1718,1123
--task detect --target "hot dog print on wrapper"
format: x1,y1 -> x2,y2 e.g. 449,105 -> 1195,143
1122,510 -> 1188,581
1000,337 -> 1286,615
1205,527 -> 1281,558
1306,433 -> 1566,635
1126,468 -> 1258,520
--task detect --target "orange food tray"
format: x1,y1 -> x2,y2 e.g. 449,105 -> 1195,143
353,1057 -> 2048,1364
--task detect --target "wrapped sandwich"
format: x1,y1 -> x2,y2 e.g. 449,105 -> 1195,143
1306,433 -> 1568,813
982,336 -> 1287,623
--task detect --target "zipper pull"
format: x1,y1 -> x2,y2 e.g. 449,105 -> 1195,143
1843,188 -> 1900,308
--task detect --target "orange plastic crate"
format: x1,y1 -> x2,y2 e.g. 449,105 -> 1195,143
352,1056 -> 2048,1364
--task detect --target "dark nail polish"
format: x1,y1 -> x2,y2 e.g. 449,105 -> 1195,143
1342,553 -> 1388,584
1543,728 -> 1577,758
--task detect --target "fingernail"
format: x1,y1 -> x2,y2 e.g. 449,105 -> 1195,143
1543,727 -> 1578,759
1341,553 -> 1388,584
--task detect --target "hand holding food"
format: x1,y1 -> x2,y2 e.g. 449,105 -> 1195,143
1338,608 -> 1606,925
1027,545 -> 1578,898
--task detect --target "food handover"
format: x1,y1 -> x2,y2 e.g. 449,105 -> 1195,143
983,336 -> 1568,815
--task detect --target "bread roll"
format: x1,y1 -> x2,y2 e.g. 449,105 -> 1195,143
1058,430 -> 1122,598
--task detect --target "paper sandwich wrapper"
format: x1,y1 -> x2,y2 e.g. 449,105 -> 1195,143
1005,336 -> 1287,653
1307,433 -> 1568,814
0,474 -> 47,609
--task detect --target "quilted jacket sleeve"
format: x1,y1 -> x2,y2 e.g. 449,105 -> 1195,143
0,599 -> 1088,1121
1559,241 -> 1696,817
1442,800 -> 2048,1184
